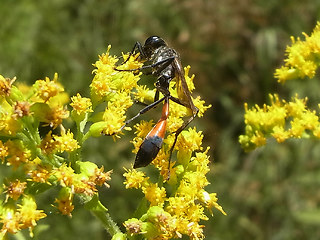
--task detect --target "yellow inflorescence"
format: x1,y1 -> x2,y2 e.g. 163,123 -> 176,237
0,42 -> 219,240
240,94 -> 320,151
275,22 -> 320,83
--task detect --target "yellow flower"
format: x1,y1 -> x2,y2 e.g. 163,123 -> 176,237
133,85 -> 156,103
28,166 -> 51,184
70,93 -> 93,115
0,98 -> 21,136
176,127 -> 203,153
240,93 -> 320,151
55,187 -> 74,216
271,126 -> 290,143
0,207 -> 20,234
275,22 -> 320,83
90,45 -> 142,104
100,92 -> 134,136
53,163 -> 75,187
5,140 -> 31,168
123,168 -> 149,189
17,195 -> 47,236
0,75 -> 16,96
5,180 -> 27,201
142,183 -> 166,207
33,73 -> 64,102
39,132 -> 57,154
53,130 -> 79,153
44,105 -> 69,129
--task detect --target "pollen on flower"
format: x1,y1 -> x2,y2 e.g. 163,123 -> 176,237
12,101 -> 32,119
17,195 -> 47,236
0,75 -> 16,96
53,163 -> 75,187
55,188 -> 74,216
142,183 -> 166,207
5,180 -> 27,201
240,93 -> 320,151
53,130 -> 79,153
0,208 -> 21,235
275,22 -> 320,83
133,85 -> 156,103
43,106 -> 69,129
123,168 -> 149,189
33,73 -> 64,102
70,93 -> 93,115
5,140 -> 31,168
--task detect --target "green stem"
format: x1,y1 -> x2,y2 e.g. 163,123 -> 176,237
84,195 -> 122,237
91,209 -> 122,237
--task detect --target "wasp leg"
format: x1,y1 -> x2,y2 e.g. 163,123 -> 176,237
119,95 -> 167,132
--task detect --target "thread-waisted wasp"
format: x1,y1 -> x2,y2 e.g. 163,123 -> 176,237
115,36 -> 199,171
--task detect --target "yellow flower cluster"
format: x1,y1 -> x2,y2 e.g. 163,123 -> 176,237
70,93 -> 93,115
0,69 -> 114,237
88,46 -> 142,137
241,23 -> 320,151
124,130 -> 224,240
0,195 -> 46,237
123,147 -> 226,239
239,94 -> 320,151
275,22 -> 320,83
40,130 -> 80,154
0,42 -> 220,239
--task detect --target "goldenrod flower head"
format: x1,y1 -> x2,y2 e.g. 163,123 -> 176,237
77,161 -> 112,187
133,85 -> 156,103
39,132 -> 57,154
53,130 -> 79,153
5,140 -> 31,168
0,75 -> 16,96
45,106 -> 69,129
53,163 -> 75,187
90,46 -> 142,104
124,218 -> 144,235
55,187 -> 74,216
275,22 -> 320,83
142,183 -> 166,207
0,98 -> 21,136
240,94 -> 320,151
123,168 -> 149,189
176,128 -> 203,154
33,73 -> 64,102
5,180 -> 27,201
12,101 -> 31,119
101,92 -> 133,136
70,93 -> 93,115
17,195 -> 47,236
0,206 -> 20,235
28,165 -> 51,184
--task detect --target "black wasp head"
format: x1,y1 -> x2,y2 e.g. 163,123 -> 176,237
143,36 -> 167,58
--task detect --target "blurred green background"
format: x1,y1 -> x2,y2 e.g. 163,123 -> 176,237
2,0 -> 320,239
